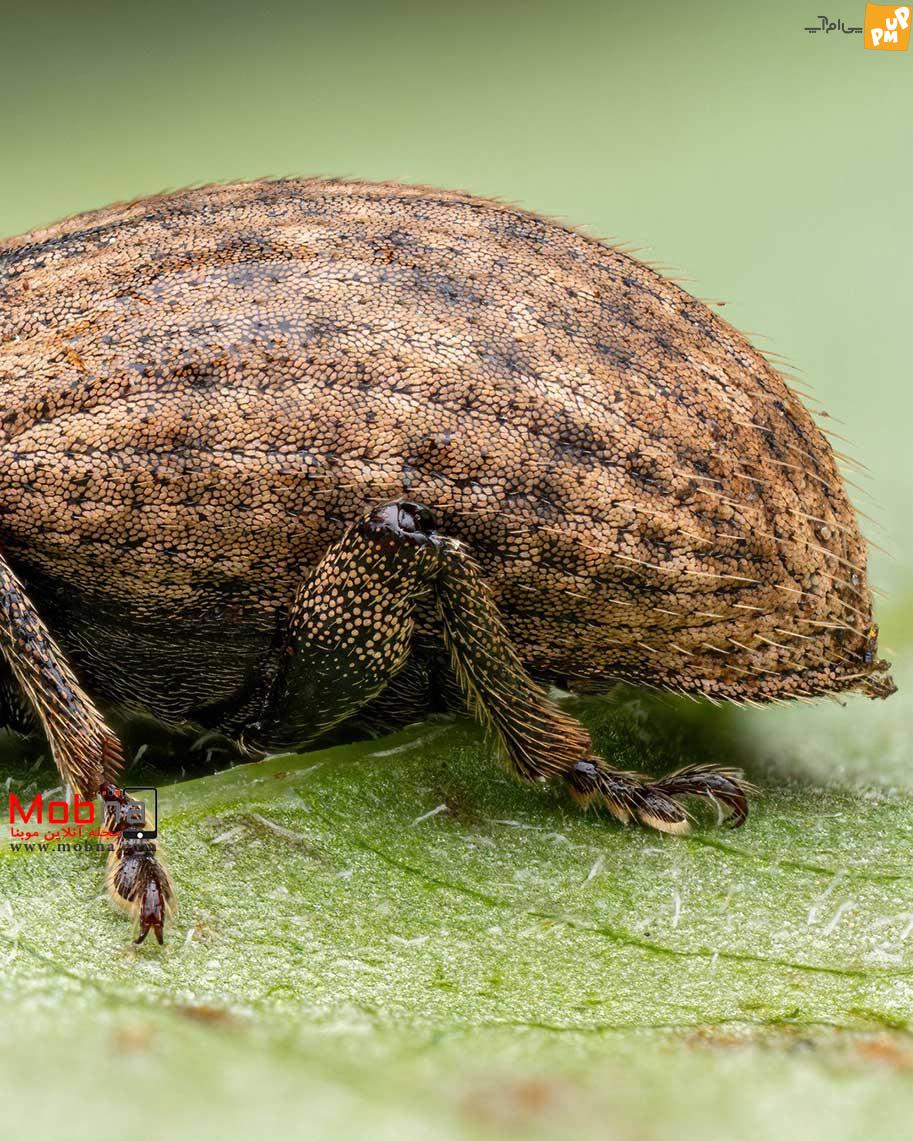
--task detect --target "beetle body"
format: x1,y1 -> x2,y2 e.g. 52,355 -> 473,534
0,179 -> 892,727
1,178 -> 895,942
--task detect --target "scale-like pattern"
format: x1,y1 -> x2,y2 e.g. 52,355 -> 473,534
0,179 -> 894,718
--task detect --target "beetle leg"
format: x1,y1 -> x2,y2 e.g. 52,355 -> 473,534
0,551 -> 174,940
247,501 -> 751,832
0,551 -> 121,792
244,500 -> 440,753
99,782 -> 175,945
432,528 -> 752,832
564,759 -> 752,833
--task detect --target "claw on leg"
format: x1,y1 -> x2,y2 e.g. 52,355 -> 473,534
565,758 -> 752,834
136,878 -> 166,945
654,764 -> 753,829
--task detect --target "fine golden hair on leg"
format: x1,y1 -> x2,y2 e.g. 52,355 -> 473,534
0,550 -> 120,793
432,531 -> 752,832
0,550 -> 175,941
252,499 -> 753,833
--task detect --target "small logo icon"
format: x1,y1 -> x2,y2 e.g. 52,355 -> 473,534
116,787 -> 158,839
864,3 -> 911,48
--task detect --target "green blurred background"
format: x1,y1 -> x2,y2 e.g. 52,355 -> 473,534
2,4 -> 913,1137
2,0 -> 910,597
2,0 -> 910,610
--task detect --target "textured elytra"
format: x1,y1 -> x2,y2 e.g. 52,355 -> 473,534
0,178 -> 894,724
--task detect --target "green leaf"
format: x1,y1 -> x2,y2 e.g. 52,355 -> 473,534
2,624 -> 912,1140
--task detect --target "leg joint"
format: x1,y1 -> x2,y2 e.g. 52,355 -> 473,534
359,500 -> 439,548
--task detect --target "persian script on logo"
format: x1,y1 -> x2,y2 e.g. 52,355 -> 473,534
804,15 -> 864,33
5,786 -> 157,850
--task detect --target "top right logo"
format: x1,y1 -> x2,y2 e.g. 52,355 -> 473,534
864,3 -> 911,48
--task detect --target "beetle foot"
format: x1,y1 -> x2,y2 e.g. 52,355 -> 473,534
652,764 -> 753,829
105,836 -> 174,944
100,784 -> 174,944
565,759 -> 753,834
135,873 -> 168,945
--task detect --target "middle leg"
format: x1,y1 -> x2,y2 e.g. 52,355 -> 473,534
244,502 -> 440,753
245,501 -> 750,832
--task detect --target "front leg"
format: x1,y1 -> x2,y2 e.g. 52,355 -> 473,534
0,551 -> 173,942
0,551 -> 120,792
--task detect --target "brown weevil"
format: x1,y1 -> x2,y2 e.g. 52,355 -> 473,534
0,179 -> 895,942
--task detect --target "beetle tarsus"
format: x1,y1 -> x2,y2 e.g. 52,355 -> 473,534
653,764 -> 753,829
565,757 -> 752,833
100,783 -> 174,944
136,878 -> 167,945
